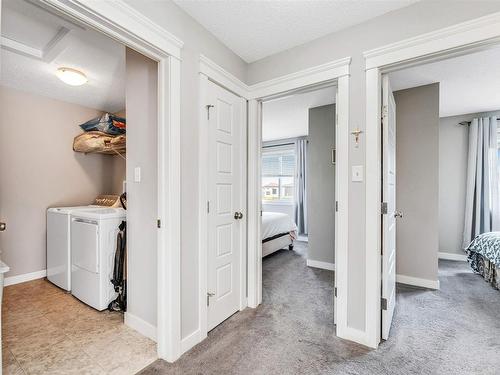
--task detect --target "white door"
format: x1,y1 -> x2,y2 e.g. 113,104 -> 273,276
207,80 -> 244,331
381,75 -> 397,340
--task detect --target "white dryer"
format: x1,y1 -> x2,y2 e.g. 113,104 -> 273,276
47,195 -> 123,291
70,208 -> 126,311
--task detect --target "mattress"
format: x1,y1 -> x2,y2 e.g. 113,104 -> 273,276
262,212 -> 297,240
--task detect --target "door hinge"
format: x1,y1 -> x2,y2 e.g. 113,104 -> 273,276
207,201 -> 210,213
381,202 -> 388,215
382,105 -> 388,120
334,287 -> 338,298
335,201 -> 338,212
157,219 -> 161,228
207,292 -> 215,306
381,297 -> 388,311
206,104 -> 214,120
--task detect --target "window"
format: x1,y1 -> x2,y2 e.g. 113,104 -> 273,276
262,144 -> 296,203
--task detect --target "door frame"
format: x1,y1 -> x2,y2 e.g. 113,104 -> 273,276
246,59 -> 351,345
195,56 -> 351,353
364,11 -> 500,349
29,0 -> 183,362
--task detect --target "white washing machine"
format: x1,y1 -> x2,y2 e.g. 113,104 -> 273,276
70,208 -> 126,311
47,196 -> 122,291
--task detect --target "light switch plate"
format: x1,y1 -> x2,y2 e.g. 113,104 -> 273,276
134,167 -> 141,183
352,165 -> 363,182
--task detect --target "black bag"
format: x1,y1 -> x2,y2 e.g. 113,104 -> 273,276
108,220 -> 127,312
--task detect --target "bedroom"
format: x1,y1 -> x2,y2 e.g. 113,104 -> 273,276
379,43 -> 500,347
260,85 -> 337,320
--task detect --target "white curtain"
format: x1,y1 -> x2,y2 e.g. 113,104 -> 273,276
295,138 -> 307,234
463,117 -> 500,248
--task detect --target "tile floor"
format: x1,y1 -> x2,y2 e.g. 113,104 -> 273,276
2,279 -> 157,375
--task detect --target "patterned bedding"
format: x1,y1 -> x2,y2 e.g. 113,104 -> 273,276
466,232 -> 500,267
466,232 -> 500,289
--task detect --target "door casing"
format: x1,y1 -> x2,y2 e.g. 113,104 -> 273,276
195,55 -> 351,355
364,12 -> 500,349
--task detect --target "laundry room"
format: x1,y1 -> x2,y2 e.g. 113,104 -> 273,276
0,0 -> 158,373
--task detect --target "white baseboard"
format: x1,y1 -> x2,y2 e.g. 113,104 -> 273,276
181,329 -> 204,355
4,269 -> 46,286
396,274 -> 439,290
124,312 -> 157,342
306,259 -> 335,271
438,251 -> 467,261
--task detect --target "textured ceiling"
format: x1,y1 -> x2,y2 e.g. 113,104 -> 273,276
389,46 -> 500,118
174,0 -> 418,63
263,86 -> 336,141
1,0 -> 125,112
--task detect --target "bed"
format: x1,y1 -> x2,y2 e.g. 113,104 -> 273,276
262,212 -> 297,257
466,232 -> 500,289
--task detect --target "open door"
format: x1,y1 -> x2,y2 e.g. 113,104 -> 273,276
381,75 -> 397,340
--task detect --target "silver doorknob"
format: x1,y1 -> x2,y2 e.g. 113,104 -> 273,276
0,222 -> 5,231
394,211 -> 403,219
234,212 -> 243,220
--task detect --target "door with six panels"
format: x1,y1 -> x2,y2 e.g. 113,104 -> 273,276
207,80 -> 244,330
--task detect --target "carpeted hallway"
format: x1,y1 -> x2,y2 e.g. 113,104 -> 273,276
140,242 -> 500,375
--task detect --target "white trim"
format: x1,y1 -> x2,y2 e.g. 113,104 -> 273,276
364,67 -> 382,349
181,329 -> 202,355
247,99 -> 263,308
364,12 -> 500,351
396,274 -> 440,290
246,58 -> 351,341
438,252 -> 467,261
200,55 -> 249,97
4,270 -> 46,286
306,260 -> 335,271
248,57 -> 351,99
124,312 -> 157,342
42,0 -> 183,61
41,0 -> 182,362
364,12 -> 500,70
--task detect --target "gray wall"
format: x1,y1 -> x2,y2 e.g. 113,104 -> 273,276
123,0 -> 247,339
394,84 -> 439,283
307,104 -> 336,265
247,1 -> 500,331
0,86 -> 115,277
125,48 -> 158,327
439,110 -> 500,255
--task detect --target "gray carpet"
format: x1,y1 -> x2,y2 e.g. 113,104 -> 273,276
139,243 -> 500,374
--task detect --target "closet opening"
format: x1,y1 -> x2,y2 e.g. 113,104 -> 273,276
0,0 -> 158,373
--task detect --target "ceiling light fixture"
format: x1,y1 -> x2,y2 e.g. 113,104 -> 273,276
56,67 -> 88,86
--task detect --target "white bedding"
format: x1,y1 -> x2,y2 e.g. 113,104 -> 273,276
261,212 -> 297,240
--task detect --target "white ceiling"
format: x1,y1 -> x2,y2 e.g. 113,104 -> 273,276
0,0 -> 125,112
174,0 -> 418,63
389,46 -> 500,118
262,86 -> 336,141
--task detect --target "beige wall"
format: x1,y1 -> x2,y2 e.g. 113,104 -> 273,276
394,84 -> 440,283
0,86 -> 119,277
247,1 -> 500,331
439,110 -> 500,256
125,48 -> 158,328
